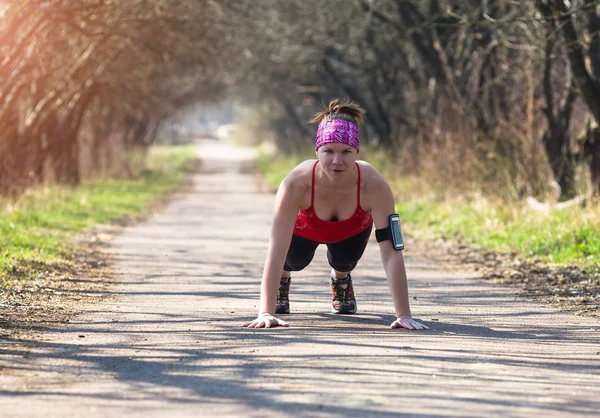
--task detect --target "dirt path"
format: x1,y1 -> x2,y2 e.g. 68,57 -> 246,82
1,139 -> 600,417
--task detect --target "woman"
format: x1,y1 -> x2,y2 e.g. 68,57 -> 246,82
242,99 -> 429,330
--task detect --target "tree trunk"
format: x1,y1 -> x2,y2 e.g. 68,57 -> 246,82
553,0 -> 600,121
584,127 -> 600,196
537,0 -> 580,199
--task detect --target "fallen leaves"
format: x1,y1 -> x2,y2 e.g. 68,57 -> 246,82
412,239 -> 600,318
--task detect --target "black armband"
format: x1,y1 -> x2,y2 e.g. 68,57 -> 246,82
375,214 -> 404,251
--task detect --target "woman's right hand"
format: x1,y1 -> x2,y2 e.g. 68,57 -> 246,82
241,314 -> 289,328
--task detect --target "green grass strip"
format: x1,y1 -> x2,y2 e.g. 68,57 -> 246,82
0,145 -> 197,288
397,199 -> 600,269
256,150 -> 310,186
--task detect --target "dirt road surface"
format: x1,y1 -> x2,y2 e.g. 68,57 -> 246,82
1,139 -> 600,417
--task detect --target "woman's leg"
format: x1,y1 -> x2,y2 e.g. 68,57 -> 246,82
326,223 -> 373,274
325,223 -> 373,314
283,234 -> 320,272
276,234 -> 320,314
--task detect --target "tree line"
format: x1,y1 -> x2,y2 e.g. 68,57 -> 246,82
227,0 -> 600,200
2,0 -> 600,200
0,0 -> 232,195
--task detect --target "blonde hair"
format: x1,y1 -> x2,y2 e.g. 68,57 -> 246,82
310,98 -> 366,126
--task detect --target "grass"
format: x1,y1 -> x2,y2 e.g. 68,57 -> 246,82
255,149 -> 600,272
0,145 -> 197,288
256,149 -> 313,186
396,199 -> 600,268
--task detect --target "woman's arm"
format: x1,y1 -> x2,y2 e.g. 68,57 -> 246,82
242,174 -> 301,328
369,173 -> 429,330
259,176 -> 299,316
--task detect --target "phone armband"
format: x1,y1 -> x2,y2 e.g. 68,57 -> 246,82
375,214 -> 404,251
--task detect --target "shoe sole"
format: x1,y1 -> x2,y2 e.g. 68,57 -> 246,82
275,307 -> 290,314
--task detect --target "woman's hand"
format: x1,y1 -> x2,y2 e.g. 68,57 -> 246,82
391,315 -> 430,330
241,314 -> 289,329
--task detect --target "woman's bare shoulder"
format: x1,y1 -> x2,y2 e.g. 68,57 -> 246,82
280,159 -> 315,191
357,160 -> 386,185
284,160 -> 315,181
357,160 -> 392,203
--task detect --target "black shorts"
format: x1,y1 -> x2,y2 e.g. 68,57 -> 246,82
284,222 -> 373,272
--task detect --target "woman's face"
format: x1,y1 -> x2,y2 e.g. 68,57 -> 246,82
316,142 -> 358,178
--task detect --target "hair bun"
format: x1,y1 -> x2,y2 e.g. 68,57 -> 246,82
310,98 -> 366,126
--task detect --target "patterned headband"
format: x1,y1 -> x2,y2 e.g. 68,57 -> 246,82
315,119 -> 359,152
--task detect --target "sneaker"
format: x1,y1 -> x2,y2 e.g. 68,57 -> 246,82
330,273 -> 357,314
275,276 -> 291,314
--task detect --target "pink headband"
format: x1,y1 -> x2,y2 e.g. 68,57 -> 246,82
315,119 -> 359,152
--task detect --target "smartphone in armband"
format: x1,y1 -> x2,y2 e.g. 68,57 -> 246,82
375,214 -> 405,251
389,214 -> 404,251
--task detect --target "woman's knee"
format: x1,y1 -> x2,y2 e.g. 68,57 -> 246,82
328,258 -> 358,272
285,235 -> 319,271
327,250 -> 359,272
284,255 -> 314,271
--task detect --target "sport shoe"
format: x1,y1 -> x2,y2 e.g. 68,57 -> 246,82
275,276 -> 291,314
330,273 -> 357,314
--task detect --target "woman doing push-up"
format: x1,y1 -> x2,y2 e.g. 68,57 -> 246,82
242,99 -> 429,331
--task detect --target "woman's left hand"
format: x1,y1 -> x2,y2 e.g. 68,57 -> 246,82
391,316 -> 430,330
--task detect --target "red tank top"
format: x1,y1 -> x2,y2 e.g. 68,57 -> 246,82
293,161 -> 373,243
